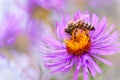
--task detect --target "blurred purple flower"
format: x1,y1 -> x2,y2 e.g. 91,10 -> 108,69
16,0 -> 66,14
86,0 -> 113,7
23,19 -> 41,44
28,0 -> 66,11
23,19 -> 52,46
0,13 -> 22,48
41,11 -> 120,80
0,53 -> 40,80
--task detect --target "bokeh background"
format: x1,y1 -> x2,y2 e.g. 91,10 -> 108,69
0,0 -> 120,80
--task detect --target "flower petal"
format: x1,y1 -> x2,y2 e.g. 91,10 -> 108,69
83,63 -> 89,80
73,59 -> 81,80
87,55 -> 102,74
91,54 -> 112,66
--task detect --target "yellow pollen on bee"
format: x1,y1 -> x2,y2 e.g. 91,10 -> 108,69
64,30 -> 91,56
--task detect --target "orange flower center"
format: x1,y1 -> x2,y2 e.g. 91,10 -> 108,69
64,30 -> 91,56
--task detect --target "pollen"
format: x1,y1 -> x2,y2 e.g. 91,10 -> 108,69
64,30 -> 91,56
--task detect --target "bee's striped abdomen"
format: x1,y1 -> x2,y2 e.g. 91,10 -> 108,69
77,21 -> 95,31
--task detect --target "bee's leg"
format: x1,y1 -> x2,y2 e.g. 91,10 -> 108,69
74,28 -> 77,40
83,28 -> 86,31
83,28 -> 89,37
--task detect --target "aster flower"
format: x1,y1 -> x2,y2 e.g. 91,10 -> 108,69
85,0 -> 113,7
19,18 -> 52,49
41,11 -> 120,80
28,0 -> 66,11
22,19 -> 41,44
0,53 -> 40,80
0,13 -> 22,48
15,0 -> 66,15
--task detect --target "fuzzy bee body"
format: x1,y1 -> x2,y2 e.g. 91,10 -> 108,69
65,20 -> 95,38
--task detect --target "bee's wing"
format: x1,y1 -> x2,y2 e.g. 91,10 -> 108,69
66,21 -> 74,27
80,14 -> 90,22
74,14 -> 91,26
74,14 -> 90,24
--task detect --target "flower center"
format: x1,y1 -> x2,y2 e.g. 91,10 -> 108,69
64,29 -> 91,56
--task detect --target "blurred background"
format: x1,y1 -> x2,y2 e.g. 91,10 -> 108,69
0,0 -> 120,80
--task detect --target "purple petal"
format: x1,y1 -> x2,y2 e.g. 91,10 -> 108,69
74,11 -> 82,21
87,55 -> 102,74
73,59 -> 81,80
45,49 -> 66,53
93,17 -> 107,38
44,36 -> 65,48
45,59 -> 68,67
91,54 -> 112,66
51,62 -> 68,73
62,58 -> 76,72
87,63 -> 96,77
91,14 -> 99,28
89,49 -> 115,55
92,24 -> 115,41
82,11 -> 90,23
83,64 -> 89,80
93,31 -> 118,45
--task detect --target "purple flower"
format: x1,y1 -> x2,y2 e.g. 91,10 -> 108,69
0,13 -> 22,48
23,18 -> 53,44
86,0 -> 113,7
29,0 -> 66,11
16,0 -> 66,15
23,19 -> 41,43
41,11 -> 120,80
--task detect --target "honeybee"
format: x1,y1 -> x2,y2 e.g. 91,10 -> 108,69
65,20 -> 95,38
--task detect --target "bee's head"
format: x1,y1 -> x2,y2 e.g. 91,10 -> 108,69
65,28 -> 72,34
65,26 -> 74,35
65,22 -> 75,35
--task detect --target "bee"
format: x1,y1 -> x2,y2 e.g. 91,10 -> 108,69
65,20 -> 95,38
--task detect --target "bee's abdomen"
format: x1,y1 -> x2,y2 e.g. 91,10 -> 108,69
75,20 -> 95,31
87,24 -> 95,30
83,22 -> 95,30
